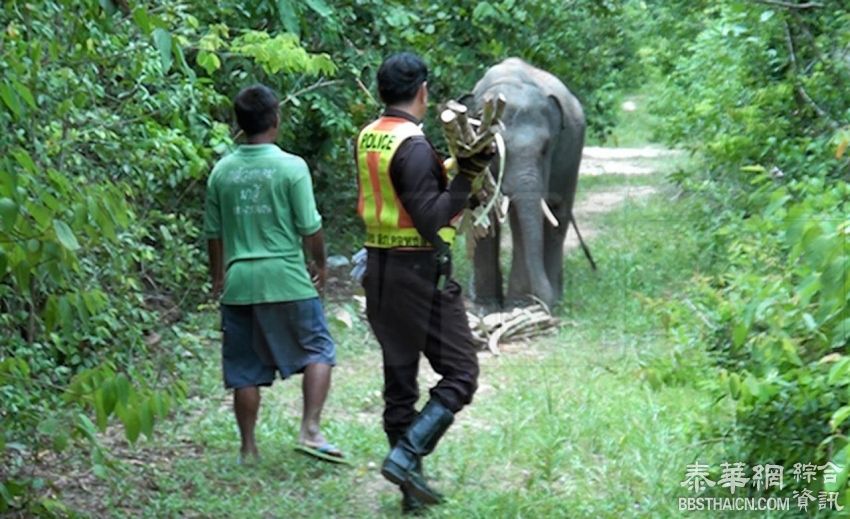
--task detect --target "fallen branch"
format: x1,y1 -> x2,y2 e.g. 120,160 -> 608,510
752,0 -> 822,9
468,304 -> 559,354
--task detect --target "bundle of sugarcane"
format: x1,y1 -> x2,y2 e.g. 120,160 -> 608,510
440,94 -> 508,243
466,304 -> 560,355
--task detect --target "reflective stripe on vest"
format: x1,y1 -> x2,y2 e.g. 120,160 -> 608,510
356,117 -> 456,249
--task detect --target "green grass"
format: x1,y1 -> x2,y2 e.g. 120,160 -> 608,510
33,107 -> 738,516
577,171 -> 666,193
56,164 -> 735,518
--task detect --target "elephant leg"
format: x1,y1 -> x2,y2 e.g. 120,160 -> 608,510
473,218 -> 503,307
543,207 -> 568,308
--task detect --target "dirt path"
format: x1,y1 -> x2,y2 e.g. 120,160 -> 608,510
494,145 -> 676,256
579,146 -> 681,177
563,146 -> 681,252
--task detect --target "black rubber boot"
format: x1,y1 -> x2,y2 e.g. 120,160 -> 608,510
381,399 -> 454,505
388,431 -> 426,515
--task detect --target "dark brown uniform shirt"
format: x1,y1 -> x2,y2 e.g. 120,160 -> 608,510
385,108 -> 472,248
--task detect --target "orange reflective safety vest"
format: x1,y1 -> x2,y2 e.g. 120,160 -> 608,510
356,116 -> 457,249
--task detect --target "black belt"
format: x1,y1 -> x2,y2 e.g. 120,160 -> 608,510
366,247 -> 452,289
366,247 -> 436,261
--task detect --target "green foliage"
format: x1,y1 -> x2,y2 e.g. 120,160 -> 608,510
0,0 -> 335,513
0,0 -> 645,512
648,0 -> 849,176
641,0 -> 850,502
230,32 -> 336,76
0,0 -> 640,510
653,170 -> 849,499
190,0 -> 642,247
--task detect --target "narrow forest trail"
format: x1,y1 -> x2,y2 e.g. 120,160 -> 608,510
567,145 -> 681,252
53,105 -> 723,518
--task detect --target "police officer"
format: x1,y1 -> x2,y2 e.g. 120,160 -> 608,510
355,52 -> 493,512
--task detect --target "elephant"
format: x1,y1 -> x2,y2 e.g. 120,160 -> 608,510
466,58 -> 586,310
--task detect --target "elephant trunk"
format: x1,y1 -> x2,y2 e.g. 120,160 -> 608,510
511,190 -> 554,308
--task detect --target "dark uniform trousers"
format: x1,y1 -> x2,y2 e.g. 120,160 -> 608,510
364,248 -> 479,438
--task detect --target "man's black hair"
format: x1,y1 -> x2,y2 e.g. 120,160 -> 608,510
377,52 -> 428,105
234,84 -> 279,136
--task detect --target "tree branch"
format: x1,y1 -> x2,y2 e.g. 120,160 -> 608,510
354,77 -> 377,105
753,0 -> 822,9
27,278 -> 37,344
783,21 -> 841,129
789,10 -> 828,67
280,79 -> 344,106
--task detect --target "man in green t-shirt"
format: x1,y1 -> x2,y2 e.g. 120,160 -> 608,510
204,84 -> 344,464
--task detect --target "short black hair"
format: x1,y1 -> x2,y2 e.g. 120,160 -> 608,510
377,52 -> 428,105
234,84 -> 279,136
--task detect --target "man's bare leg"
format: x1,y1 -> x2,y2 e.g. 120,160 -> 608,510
234,386 -> 261,460
299,363 -> 332,445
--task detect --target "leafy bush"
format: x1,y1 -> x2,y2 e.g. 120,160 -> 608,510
0,0 -> 333,512
642,0 -> 850,501
1,0 -> 642,513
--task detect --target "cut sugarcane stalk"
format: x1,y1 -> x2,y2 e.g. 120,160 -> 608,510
440,109 -> 462,160
467,303 -> 559,352
472,132 -> 506,227
443,157 -> 456,172
492,93 -> 507,122
441,95 -> 508,242
446,100 -> 475,143
480,94 -> 496,133
487,326 -> 504,355
467,127 -> 498,155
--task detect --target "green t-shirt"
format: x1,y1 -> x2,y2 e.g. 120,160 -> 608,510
204,144 -> 322,305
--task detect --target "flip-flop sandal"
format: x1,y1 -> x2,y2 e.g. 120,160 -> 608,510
294,442 -> 351,465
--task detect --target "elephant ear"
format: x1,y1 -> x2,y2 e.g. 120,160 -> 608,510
547,94 -> 566,130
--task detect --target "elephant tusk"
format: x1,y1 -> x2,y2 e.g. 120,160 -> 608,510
541,199 -> 560,227
500,196 -> 510,218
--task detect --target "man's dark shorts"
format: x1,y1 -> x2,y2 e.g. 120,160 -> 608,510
220,297 -> 336,389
